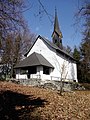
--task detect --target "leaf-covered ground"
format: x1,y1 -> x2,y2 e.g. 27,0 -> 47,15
0,81 -> 90,120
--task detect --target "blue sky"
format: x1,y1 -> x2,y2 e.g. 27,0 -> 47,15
23,0 -> 84,49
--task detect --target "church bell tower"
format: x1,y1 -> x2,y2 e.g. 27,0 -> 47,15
52,9 -> 63,48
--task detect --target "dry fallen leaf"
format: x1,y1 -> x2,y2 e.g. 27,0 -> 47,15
0,81 -> 90,120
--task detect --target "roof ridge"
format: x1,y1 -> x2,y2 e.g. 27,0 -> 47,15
40,36 -> 75,60
25,35 -> 76,61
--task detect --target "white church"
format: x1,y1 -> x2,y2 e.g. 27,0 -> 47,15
15,11 -> 78,84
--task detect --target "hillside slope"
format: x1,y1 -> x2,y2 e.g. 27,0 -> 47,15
0,81 -> 90,120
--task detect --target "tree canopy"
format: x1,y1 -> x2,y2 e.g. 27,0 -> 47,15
73,1 -> 90,83
0,0 -> 27,39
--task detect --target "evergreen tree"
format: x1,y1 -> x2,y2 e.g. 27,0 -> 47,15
73,46 -> 80,61
66,45 -> 72,54
73,46 -> 81,82
76,1 -> 90,83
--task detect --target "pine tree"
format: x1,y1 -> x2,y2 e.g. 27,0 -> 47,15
73,46 -> 80,61
77,1 -> 90,83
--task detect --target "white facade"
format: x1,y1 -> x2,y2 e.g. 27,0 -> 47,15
16,36 -> 78,82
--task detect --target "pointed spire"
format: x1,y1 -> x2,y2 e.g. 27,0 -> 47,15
52,8 -> 63,48
54,8 -> 62,38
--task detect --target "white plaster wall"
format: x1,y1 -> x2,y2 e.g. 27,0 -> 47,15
16,74 -> 28,79
26,38 -> 77,81
73,63 -> 78,82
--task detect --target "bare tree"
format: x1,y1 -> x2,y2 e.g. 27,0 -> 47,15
0,0 -> 30,52
1,30 -> 36,79
21,30 -> 36,55
0,1 -> 26,30
54,56 -> 69,95
60,61 -> 68,95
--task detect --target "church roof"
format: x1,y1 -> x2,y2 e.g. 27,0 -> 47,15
40,36 -> 75,60
15,52 -> 54,68
25,35 -> 76,61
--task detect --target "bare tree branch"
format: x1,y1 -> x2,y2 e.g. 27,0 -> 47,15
38,0 -> 53,25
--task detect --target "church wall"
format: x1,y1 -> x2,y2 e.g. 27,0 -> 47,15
27,37 -> 77,82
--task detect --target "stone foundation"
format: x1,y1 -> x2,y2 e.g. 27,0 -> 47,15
11,79 -> 85,91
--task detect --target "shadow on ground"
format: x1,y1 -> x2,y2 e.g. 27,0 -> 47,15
0,90 -> 47,120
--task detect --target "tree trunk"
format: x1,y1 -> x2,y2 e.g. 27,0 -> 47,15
60,79 -> 63,95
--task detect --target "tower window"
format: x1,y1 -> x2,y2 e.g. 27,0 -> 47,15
54,39 -> 57,43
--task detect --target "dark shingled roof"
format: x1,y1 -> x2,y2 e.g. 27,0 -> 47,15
25,35 -> 76,61
15,52 -> 54,68
52,9 -> 63,38
40,36 -> 75,60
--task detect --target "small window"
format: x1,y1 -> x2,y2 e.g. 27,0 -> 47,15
20,69 -> 27,74
43,66 -> 50,75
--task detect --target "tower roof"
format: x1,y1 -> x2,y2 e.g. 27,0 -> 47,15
52,9 -> 63,38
